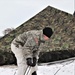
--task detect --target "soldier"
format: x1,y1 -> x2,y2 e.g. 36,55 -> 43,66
11,27 -> 53,75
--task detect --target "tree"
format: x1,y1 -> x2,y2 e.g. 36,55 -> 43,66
3,28 -> 14,35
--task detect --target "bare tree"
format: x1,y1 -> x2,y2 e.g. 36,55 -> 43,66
3,28 -> 14,35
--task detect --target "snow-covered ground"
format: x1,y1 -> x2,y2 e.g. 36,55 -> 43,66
0,59 -> 75,75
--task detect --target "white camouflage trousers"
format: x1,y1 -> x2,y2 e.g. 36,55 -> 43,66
11,43 -> 38,75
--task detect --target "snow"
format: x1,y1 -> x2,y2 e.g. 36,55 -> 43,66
0,60 -> 75,75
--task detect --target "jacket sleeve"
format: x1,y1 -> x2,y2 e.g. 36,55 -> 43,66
22,46 -> 33,59
32,49 -> 40,59
22,37 -> 36,59
12,32 -> 27,48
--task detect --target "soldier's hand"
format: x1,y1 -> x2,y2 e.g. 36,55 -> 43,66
26,58 -> 33,66
26,57 -> 37,67
32,57 -> 37,67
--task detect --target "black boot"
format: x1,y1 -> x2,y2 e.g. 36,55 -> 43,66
32,71 -> 37,75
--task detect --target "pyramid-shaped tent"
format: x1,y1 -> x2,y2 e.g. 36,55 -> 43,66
0,6 -> 75,52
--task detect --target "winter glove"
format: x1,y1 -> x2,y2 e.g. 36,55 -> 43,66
26,57 -> 37,67
32,57 -> 37,67
26,58 -> 33,66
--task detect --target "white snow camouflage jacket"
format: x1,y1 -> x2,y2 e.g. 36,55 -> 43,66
11,30 -> 45,59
